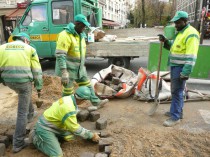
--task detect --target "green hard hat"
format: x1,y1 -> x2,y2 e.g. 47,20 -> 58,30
170,11 -> 188,22
75,86 -> 91,100
74,14 -> 90,27
12,32 -> 30,41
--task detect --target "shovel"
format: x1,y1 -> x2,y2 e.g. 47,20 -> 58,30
148,41 -> 163,116
36,92 -> 43,108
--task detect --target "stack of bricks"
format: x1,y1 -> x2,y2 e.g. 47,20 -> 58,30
79,131 -> 113,157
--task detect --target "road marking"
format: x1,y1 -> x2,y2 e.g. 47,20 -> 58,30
199,109 -> 210,124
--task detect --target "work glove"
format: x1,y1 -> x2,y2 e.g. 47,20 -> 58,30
92,133 -> 100,142
180,73 -> 189,81
158,34 -> 167,42
61,69 -> 69,86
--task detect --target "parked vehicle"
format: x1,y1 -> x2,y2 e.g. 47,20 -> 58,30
8,0 -> 102,59
9,0 -> 149,68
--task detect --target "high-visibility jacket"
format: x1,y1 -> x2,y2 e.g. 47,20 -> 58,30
55,23 -> 87,79
165,24 -> 200,76
0,40 -> 43,90
38,95 -> 93,141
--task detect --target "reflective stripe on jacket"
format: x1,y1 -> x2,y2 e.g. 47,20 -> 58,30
41,95 -> 93,140
55,23 -> 87,79
169,25 -> 200,76
0,40 -> 43,90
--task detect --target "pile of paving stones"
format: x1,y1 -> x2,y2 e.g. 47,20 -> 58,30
77,107 -> 114,157
77,107 -> 108,130
80,131 -> 113,157
0,128 -> 15,156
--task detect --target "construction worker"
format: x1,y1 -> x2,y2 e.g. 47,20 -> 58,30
29,86 -> 100,157
55,14 -> 108,108
0,32 -> 43,153
158,11 -> 199,127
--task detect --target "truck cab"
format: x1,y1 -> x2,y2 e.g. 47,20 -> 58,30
9,0 -> 101,59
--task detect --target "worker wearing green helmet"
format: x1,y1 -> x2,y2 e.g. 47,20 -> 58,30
29,86 -> 100,157
55,14 -> 109,109
158,11 -> 199,127
0,32 -> 42,153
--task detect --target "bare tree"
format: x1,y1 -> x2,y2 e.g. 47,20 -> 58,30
132,0 -> 171,27
141,0 -> 146,27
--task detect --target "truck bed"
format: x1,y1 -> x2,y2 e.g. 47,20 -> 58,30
86,41 -> 150,58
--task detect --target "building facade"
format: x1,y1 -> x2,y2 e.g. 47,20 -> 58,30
0,0 -> 27,43
98,0 -> 133,28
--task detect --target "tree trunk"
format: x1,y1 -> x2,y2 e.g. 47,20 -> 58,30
141,0 -> 145,27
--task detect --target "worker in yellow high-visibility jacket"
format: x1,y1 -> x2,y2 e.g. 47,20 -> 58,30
0,32 -> 43,153
55,14 -> 108,109
29,86 -> 100,157
159,11 -> 199,127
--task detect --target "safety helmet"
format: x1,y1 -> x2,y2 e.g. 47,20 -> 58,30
170,11 -> 188,22
74,14 -> 90,27
75,86 -> 91,100
12,32 -> 30,41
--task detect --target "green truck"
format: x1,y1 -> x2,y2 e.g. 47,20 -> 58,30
9,0 -> 148,68
9,0 -> 102,59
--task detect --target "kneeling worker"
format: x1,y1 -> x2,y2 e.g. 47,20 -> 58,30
30,86 -> 100,156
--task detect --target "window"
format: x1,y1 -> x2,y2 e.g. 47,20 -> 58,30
22,5 -> 47,26
52,0 -> 74,25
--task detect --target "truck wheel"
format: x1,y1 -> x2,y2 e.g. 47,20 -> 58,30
108,57 -> 130,69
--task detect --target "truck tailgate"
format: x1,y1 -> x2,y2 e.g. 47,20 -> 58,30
86,41 -> 149,57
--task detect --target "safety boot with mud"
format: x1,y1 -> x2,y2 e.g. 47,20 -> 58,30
12,142 -> 29,153
163,118 -> 180,127
24,129 -> 35,145
93,99 -> 109,109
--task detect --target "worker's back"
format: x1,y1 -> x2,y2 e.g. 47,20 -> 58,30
0,40 -> 36,83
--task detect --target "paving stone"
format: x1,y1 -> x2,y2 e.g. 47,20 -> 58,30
5,129 -> 15,142
96,117 -> 107,130
0,143 -> 5,156
105,146 -> 112,155
99,131 -> 111,138
99,138 -> 114,152
79,152 -> 95,157
89,111 -> 100,122
77,110 -> 89,122
95,153 -> 108,157
87,106 -> 98,112
0,136 -> 10,148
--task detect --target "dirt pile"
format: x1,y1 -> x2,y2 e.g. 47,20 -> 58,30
32,75 -> 62,108
110,127 -> 210,157
32,75 -> 91,109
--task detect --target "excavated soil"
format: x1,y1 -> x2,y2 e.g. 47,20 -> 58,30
0,75 -> 210,157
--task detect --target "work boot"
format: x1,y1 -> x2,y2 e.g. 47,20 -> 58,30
24,129 -> 35,145
164,111 -> 183,119
12,142 -> 29,153
163,118 -> 180,127
93,99 -> 109,109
